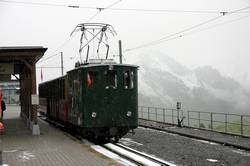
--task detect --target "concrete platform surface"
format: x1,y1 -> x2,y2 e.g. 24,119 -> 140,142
0,105 -> 120,166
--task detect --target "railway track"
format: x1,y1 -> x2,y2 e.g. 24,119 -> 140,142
100,143 -> 175,166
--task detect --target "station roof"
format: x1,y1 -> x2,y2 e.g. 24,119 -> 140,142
0,46 -> 47,63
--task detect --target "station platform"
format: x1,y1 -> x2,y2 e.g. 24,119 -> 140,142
0,105 -> 120,166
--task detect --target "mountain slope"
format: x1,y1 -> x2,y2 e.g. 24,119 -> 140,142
133,52 -> 250,114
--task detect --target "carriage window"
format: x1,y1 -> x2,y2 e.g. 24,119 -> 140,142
105,70 -> 117,89
124,71 -> 134,89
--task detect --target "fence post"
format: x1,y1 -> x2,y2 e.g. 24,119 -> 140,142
225,114 -> 227,133
187,111 -> 190,127
148,107 -> 150,120
181,110 -> 184,126
198,112 -> 201,128
172,109 -> 174,124
138,106 -> 140,118
210,112 -> 213,130
155,107 -> 157,121
141,106 -> 143,119
163,108 -> 165,123
241,115 -> 243,136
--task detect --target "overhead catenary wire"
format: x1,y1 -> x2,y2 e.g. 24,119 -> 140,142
123,14 -> 250,54
182,13 -> 250,39
38,52 -> 61,63
86,0 -> 122,23
125,15 -> 224,52
36,66 -> 62,69
1,0 -> 250,14
108,7 -> 250,14
0,0 -> 96,9
124,6 -> 250,52
37,36 -> 74,63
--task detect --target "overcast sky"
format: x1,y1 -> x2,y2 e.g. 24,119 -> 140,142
0,0 -> 250,89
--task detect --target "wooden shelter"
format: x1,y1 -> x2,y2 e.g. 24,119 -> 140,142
0,46 -> 47,135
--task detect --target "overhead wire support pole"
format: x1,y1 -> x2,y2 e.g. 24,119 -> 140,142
119,40 -> 123,64
61,52 -> 64,76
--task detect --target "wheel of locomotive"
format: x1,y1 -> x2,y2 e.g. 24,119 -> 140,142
94,136 -> 106,144
114,136 -> 120,143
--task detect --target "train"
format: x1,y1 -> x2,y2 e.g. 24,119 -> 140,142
39,59 -> 138,142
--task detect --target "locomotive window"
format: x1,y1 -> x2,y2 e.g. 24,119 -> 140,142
105,70 -> 117,89
124,71 -> 134,89
87,72 -> 94,88
130,71 -> 134,88
87,71 -> 99,88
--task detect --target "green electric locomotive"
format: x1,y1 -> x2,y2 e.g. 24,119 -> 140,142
39,59 -> 138,141
39,23 -> 138,142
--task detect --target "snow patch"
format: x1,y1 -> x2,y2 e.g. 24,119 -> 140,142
206,159 -> 218,162
232,149 -> 250,156
120,138 -> 143,146
3,150 -> 18,153
17,151 -> 35,162
191,139 -> 219,145
139,126 -> 179,136
180,73 -> 200,89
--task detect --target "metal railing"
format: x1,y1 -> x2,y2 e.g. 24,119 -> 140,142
187,110 -> 250,137
139,106 -> 183,126
138,106 -> 250,137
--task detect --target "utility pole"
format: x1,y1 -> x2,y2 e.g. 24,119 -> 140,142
119,40 -> 123,64
60,52 -> 64,76
177,102 -> 181,127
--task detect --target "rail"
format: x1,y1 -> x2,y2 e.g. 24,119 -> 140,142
102,143 -> 173,166
138,106 -> 250,137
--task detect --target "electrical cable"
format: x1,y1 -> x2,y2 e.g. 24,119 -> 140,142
38,0 -> 122,64
124,6 -> 250,52
108,7 -> 250,14
1,0 -> 250,14
183,13 -> 250,38
125,15 -> 223,52
38,52 -> 61,63
0,0 -> 96,9
36,66 -> 62,68
86,0 -> 122,22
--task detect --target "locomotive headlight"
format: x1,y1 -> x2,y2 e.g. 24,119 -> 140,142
126,111 -> 132,117
92,112 -> 97,118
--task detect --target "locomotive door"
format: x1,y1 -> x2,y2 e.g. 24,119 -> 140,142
68,70 -> 82,125
103,69 -> 119,126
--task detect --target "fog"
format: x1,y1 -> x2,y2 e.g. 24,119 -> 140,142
0,0 -> 250,90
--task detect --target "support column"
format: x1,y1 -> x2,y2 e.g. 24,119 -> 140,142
31,62 -> 40,135
31,63 -> 37,124
20,67 -> 30,123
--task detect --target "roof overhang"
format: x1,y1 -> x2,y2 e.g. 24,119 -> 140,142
0,46 -> 47,63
